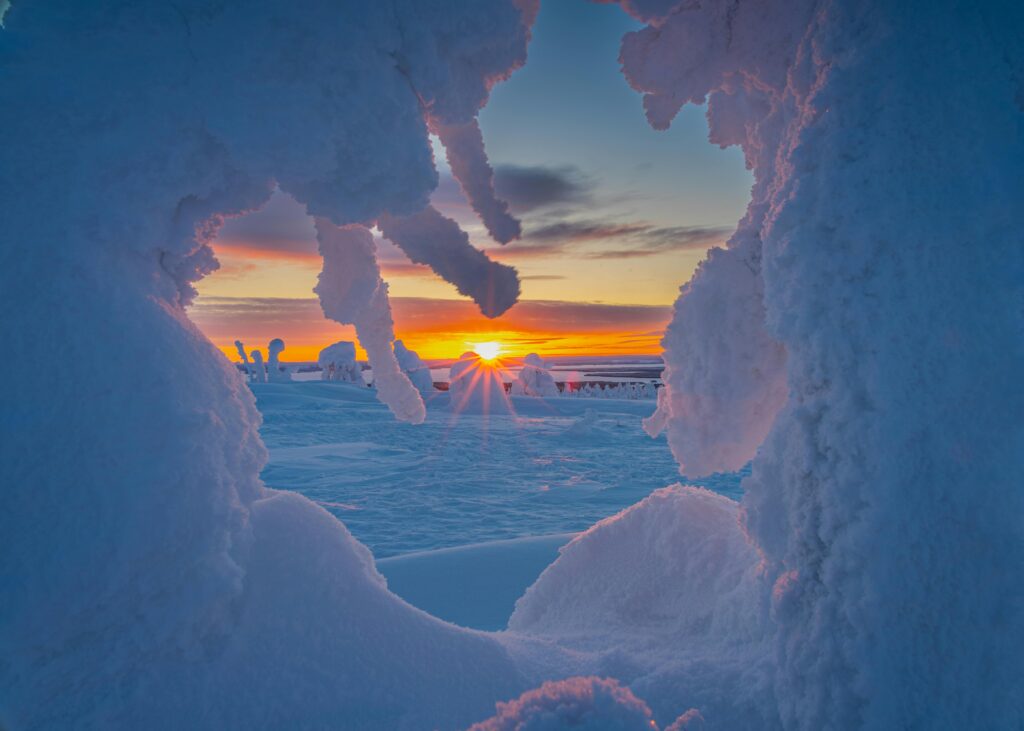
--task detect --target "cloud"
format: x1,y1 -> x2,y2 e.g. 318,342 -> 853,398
492,164 -> 593,213
493,220 -> 732,261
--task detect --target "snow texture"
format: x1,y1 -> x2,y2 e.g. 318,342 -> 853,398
393,339 -> 436,395
618,0 -> 1024,727
511,353 -> 560,398
0,1 -> 534,727
509,486 -> 774,728
249,348 -> 266,383
317,340 -> 361,383
265,337 -> 290,382
466,677 -> 656,731
315,219 -> 425,424
378,205 -> 521,318
432,118 -> 522,244
3,1 -> 1021,729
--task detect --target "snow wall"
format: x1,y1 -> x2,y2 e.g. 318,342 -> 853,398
1,1 -> 1022,730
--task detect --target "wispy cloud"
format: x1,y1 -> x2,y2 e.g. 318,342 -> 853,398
492,221 -> 732,261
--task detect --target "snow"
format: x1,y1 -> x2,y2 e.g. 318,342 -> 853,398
613,0 -> 1024,727
447,351 -> 515,415
393,339 -> 436,395
3,0 -> 1020,729
255,381 -> 730,560
315,219 -> 426,423
317,340 -> 361,383
265,337 -> 290,382
466,677 -> 656,730
511,353 -> 560,398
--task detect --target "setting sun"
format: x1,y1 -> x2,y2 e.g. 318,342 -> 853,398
472,341 -> 503,361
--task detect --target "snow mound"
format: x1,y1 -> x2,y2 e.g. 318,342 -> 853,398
318,340 -> 361,383
510,486 -> 773,728
511,353 -> 559,398
467,677 -> 655,731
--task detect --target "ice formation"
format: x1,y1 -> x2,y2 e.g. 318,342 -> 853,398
620,0 -> 1024,727
447,351 -> 514,416
265,338 -> 290,382
318,341 -> 362,383
510,353 -> 559,398
393,339 -> 435,395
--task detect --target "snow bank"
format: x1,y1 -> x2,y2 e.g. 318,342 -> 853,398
467,677 -> 656,731
447,351 -> 514,415
393,339 -> 435,395
616,0 -> 1024,727
509,486 -> 773,728
511,353 -> 559,398
318,340 -> 361,383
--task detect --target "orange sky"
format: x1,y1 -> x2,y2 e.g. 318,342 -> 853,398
190,293 -> 672,362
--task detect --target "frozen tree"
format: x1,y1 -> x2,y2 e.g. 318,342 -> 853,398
315,220 -> 425,423
511,353 -> 559,398
318,341 -> 361,383
0,2 -> 538,727
233,340 -> 251,378
249,349 -> 266,384
614,0 -> 1024,727
266,338 -> 290,382
393,339 -> 435,395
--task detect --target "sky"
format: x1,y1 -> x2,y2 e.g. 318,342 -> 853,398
188,0 -> 753,362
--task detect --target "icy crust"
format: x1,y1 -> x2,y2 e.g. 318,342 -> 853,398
508,486 -> 775,729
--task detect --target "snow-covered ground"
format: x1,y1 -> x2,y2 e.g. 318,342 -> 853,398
253,380 -> 744,629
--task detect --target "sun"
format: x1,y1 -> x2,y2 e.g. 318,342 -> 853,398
472,341 -> 503,362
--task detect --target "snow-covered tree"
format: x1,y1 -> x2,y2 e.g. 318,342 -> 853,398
510,353 -> 559,398
393,339 -> 435,395
318,341 -> 361,383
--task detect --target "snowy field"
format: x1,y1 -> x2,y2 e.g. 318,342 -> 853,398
254,380 -> 744,629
